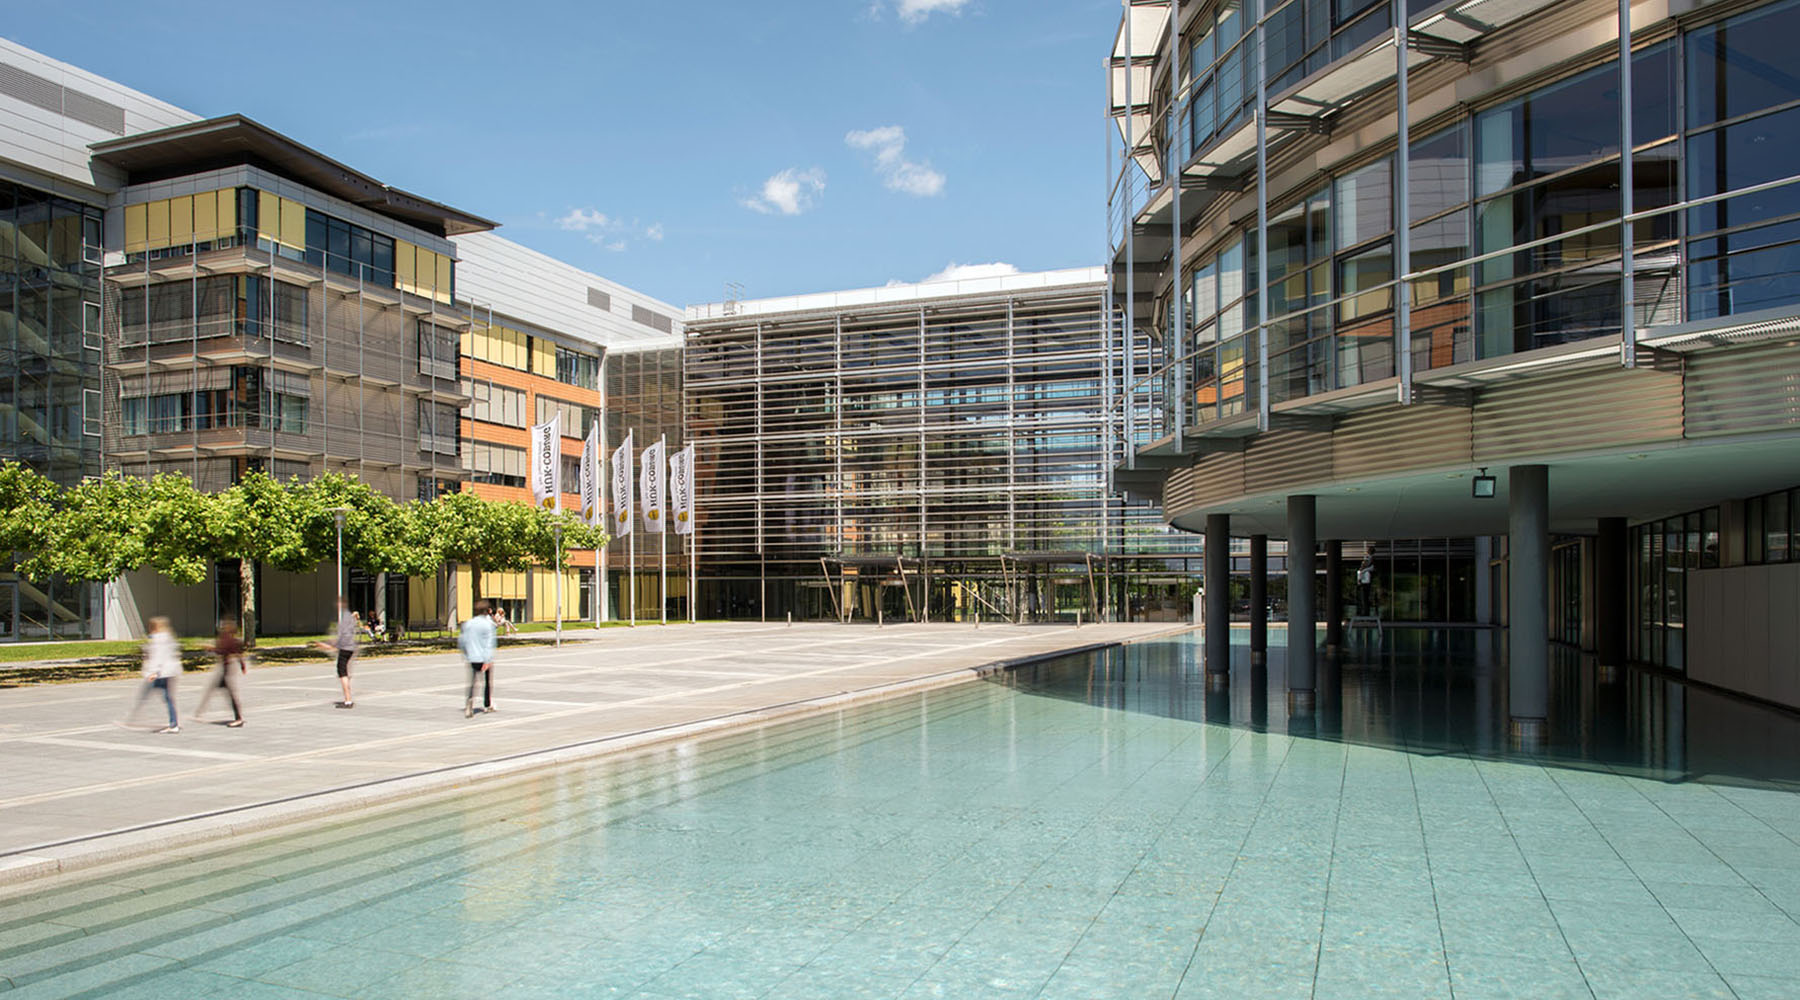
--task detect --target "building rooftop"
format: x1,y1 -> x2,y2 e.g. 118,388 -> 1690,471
685,266 -> 1106,324
89,115 -> 497,238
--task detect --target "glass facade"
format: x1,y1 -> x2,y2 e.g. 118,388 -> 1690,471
684,289 -> 1201,622
1631,507 -> 1720,671
0,178 -> 105,638
1744,485 -> 1798,565
1161,0 -> 1800,430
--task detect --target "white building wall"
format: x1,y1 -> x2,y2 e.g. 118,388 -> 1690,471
452,231 -> 683,352
0,37 -> 197,198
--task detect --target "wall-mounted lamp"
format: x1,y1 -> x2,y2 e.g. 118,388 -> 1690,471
1472,467 -> 1497,499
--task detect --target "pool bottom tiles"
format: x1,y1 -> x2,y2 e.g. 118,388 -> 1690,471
1,630 -> 1798,999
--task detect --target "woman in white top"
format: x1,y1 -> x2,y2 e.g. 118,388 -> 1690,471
130,617 -> 183,733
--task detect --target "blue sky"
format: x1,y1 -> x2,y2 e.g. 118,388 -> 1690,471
9,0 -> 1116,308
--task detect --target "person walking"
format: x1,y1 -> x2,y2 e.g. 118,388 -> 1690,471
196,620 -> 247,727
460,599 -> 498,718
127,617 -> 182,733
313,597 -> 359,708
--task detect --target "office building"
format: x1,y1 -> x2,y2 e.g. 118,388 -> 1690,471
684,269 -> 1201,622
1108,0 -> 1800,720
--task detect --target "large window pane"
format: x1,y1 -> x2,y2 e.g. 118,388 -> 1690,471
1410,125 -> 1468,224
1687,0 -> 1800,128
1335,159 -> 1391,250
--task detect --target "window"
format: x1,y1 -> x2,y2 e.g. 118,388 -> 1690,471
239,276 -> 310,344
465,442 -> 526,487
418,322 -> 459,380
1746,487 -> 1799,564
82,388 -> 100,437
304,208 -> 396,287
463,379 -> 525,427
536,395 -> 598,439
555,346 -> 600,390
418,400 -> 459,456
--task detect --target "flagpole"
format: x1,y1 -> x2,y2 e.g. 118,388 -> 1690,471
554,523 -> 563,646
688,445 -> 697,624
659,434 -> 668,625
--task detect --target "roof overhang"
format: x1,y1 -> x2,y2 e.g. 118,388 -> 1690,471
90,115 -> 497,238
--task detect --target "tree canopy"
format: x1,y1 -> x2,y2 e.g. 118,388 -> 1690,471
0,461 -> 607,595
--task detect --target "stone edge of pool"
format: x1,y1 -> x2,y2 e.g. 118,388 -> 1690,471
0,626 -> 1195,894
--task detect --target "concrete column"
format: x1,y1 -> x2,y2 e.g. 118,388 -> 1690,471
1250,534 -> 1268,666
1474,536 -> 1495,625
1205,513 -> 1230,689
1287,495 -> 1317,712
1595,516 -> 1628,667
1509,465 -> 1550,748
1324,540 -> 1343,653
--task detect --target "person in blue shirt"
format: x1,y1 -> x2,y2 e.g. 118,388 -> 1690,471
459,599 -> 499,718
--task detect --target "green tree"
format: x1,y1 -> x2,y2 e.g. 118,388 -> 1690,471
24,472 -> 154,584
0,461 -> 59,571
213,471 -> 312,644
426,491 -> 542,606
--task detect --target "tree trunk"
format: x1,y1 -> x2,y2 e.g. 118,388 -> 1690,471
469,560 -> 483,606
240,557 -> 258,647
442,563 -> 455,628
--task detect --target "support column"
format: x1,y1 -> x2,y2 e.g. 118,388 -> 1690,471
1595,517 -> 1629,668
1205,513 -> 1230,689
1509,465 -> 1550,748
1287,496 -> 1317,712
1324,540 -> 1344,654
1250,534 -> 1269,666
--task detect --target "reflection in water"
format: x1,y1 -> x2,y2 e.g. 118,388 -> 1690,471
995,627 -> 1800,790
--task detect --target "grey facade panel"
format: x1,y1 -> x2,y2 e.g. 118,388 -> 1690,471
0,61 -> 126,136
1684,341 -> 1800,439
1472,368 -> 1684,460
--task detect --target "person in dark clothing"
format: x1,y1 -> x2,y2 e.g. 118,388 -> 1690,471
313,597 -> 359,708
197,620 -> 247,727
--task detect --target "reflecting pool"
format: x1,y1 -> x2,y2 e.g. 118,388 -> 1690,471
2,630 -> 1798,999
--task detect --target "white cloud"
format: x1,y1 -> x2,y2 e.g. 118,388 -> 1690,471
845,126 -> 946,197
895,0 -> 970,24
553,208 -> 662,251
743,167 -> 827,216
921,261 -> 1018,283
556,207 -> 610,232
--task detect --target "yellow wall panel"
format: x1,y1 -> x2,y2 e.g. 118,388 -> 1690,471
123,203 -> 147,252
396,240 -> 416,291
532,337 -> 555,377
146,199 -> 170,248
435,253 -> 452,303
278,197 -> 306,249
169,195 -> 193,246
217,189 -> 237,235
258,191 -> 279,243
192,192 -> 218,243
460,328 -> 473,358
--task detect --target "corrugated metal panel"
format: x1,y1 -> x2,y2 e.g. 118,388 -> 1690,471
1334,405 -> 1471,479
1474,367 -> 1683,460
1684,340 -> 1800,439
1243,429 -> 1333,495
1163,453 -> 1245,513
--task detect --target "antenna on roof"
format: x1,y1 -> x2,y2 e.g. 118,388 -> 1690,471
723,281 -> 744,316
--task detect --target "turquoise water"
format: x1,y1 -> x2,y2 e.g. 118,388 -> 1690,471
3,633 -> 1799,998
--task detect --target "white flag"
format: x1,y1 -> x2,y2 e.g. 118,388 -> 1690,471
610,431 -> 634,537
580,422 -> 601,526
640,438 -> 667,533
671,443 -> 695,536
529,413 -> 561,511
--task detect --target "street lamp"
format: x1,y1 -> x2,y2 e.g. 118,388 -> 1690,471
328,506 -> 350,602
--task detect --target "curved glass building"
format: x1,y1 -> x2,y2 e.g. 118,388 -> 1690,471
1108,0 -> 1800,729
